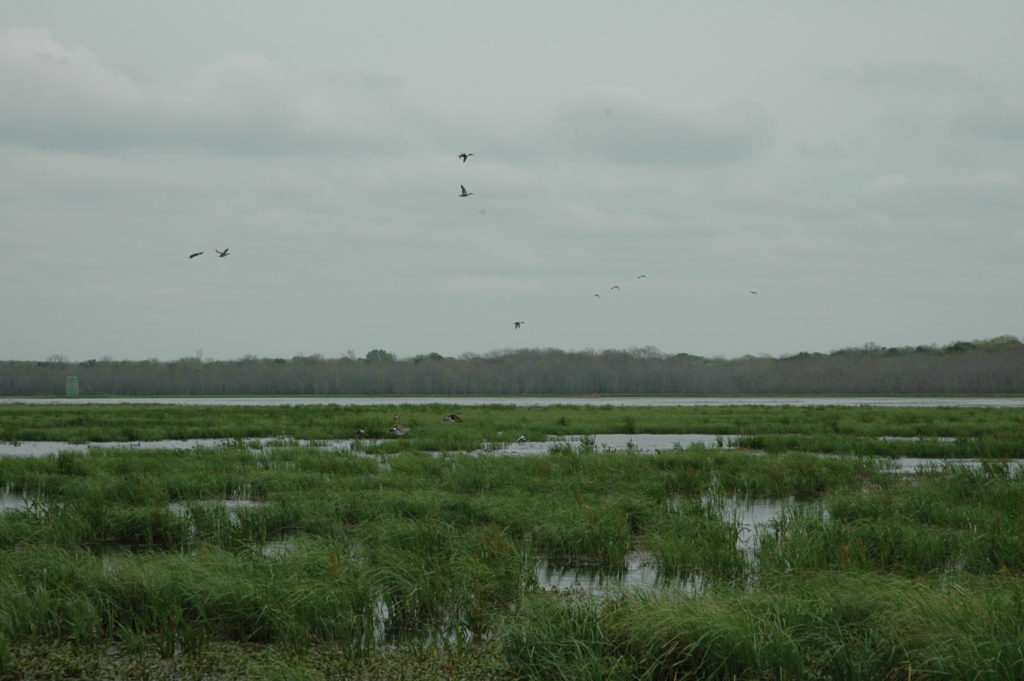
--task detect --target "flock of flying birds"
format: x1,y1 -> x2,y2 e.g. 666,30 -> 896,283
187,152 -> 760,330
456,152 -> 663,330
188,248 -> 229,259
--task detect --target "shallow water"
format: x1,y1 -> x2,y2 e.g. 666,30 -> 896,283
535,551 -> 704,594
3,434 -> 1021,478
480,433 -> 731,456
706,495 -> 798,554
880,457 -> 1024,474
0,437 -> 360,458
0,434 -> 728,458
166,498 -> 265,518
534,495 -> 802,593
0,489 -> 32,512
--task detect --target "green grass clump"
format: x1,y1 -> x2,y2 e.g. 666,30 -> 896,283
759,465 -> 1024,574
500,573 -> 1024,680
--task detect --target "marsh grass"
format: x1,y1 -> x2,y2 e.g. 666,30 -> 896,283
3,403 -> 1022,445
500,573 -> 1024,680
736,432 -> 1024,458
1,404 -> 1022,679
759,465 -> 1024,574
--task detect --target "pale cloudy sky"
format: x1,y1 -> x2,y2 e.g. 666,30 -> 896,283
1,1 -> 1021,361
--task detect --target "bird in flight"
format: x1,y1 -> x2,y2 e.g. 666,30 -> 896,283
593,293 -> 601,298
188,251 -> 204,259
611,285 -> 621,290
514,321 -> 525,329
458,153 -> 474,163
216,248 -> 230,258
637,274 -> 647,279
459,185 -> 473,197
750,291 -> 758,295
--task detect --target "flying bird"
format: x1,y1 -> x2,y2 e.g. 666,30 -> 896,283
750,291 -> 758,295
457,153 -> 474,163
459,185 -> 473,197
611,285 -> 621,290
593,294 -> 601,298
514,321 -> 525,329
216,248 -> 230,258
637,274 -> 647,279
188,251 -> 204,259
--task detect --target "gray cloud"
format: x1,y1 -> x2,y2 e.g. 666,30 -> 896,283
0,28 -> 423,156
549,88 -> 773,166
956,106 -> 1024,143
822,61 -> 999,100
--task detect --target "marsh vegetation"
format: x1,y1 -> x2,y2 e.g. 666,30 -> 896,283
1,404 -> 1022,679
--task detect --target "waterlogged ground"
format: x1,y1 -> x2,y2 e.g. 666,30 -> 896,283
0,432 -> 729,457
2,403 -> 1023,680
4,433 -> 1021,477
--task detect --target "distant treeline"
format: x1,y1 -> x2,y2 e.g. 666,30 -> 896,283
2,337 -> 1022,396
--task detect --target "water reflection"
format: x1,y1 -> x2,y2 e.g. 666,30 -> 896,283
4,435 -> 1022,480
0,489 -> 32,512
482,433 -> 731,456
879,457 -> 1024,475
0,434 -> 730,458
166,498 -> 265,517
535,551 -> 705,595
0,437 -> 360,458
705,495 -> 797,555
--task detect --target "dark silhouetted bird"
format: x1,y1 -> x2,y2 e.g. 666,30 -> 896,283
189,251 -> 204,259
216,248 -> 230,258
611,285 -> 621,290
458,153 -> 474,162
459,184 -> 473,197
514,321 -> 524,329
637,274 -> 647,279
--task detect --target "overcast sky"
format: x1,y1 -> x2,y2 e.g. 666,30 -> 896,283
2,1 -> 1021,362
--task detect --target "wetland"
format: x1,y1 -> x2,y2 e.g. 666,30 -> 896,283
1,403 -> 1023,679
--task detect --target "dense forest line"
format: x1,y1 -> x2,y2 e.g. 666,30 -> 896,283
2,337 -> 1022,396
